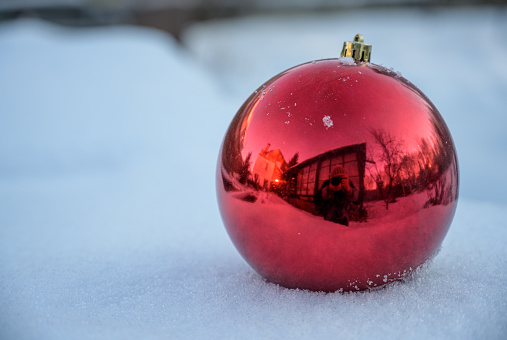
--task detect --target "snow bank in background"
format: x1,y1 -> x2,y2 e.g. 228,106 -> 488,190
1,9 -> 507,340
0,19 -> 232,181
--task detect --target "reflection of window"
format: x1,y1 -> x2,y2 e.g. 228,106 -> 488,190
308,163 -> 317,196
344,162 -> 358,177
331,157 -> 342,167
293,148 -> 362,199
296,165 -> 316,197
319,161 -> 330,191
344,153 -> 356,162
316,153 -> 361,192
286,143 -> 365,209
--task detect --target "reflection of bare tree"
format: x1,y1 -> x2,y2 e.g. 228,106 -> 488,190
363,113 -> 457,210
239,152 -> 252,184
287,152 -> 299,168
424,173 -> 448,208
366,149 -> 384,201
369,128 -> 404,210
421,130 -> 457,207
400,155 -> 416,181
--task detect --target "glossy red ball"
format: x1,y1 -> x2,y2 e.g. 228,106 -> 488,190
217,58 -> 458,292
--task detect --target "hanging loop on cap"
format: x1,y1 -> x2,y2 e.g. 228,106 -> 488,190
341,34 -> 372,62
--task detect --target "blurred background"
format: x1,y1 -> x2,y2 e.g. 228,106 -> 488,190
1,0 -> 506,39
1,1 -> 507,339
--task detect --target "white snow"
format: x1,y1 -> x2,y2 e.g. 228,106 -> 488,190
338,56 -> 356,65
1,6 -> 507,339
322,115 -> 333,129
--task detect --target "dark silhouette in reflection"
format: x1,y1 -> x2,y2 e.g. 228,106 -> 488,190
238,152 -> 252,185
316,166 -> 359,226
221,170 -> 237,192
283,143 -> 367,223
287,152 -> 300,168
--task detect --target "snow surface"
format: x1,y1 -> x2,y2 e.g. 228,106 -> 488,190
1,7 -> 507,339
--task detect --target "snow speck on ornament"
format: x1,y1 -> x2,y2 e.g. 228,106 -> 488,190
338,56 -> 356,65
323,115 -> 334,129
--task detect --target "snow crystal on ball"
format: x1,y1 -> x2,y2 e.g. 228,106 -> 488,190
322,115 -> 333,129
338,56 -> 356,65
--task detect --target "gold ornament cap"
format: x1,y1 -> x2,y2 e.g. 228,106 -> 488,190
341,34 -> 372,62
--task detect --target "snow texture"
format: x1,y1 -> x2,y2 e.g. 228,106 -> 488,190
1,7 -> 507,340
338,56 -> 356,65
322,115 -> 333,129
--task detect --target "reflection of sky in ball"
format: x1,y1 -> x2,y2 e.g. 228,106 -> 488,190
240,60 -> 437,169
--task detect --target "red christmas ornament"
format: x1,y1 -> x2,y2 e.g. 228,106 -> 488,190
217,34 -> 458,292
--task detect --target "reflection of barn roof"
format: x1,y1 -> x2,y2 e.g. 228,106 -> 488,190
284,143 -> 366,176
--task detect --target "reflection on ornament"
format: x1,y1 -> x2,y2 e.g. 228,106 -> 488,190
216,34 -> 459,292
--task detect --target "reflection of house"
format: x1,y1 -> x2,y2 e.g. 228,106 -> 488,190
252,144 -> 288,189
283,143 -> 366,215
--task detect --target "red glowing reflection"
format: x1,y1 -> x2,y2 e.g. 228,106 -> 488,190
217,59 -> 459,292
